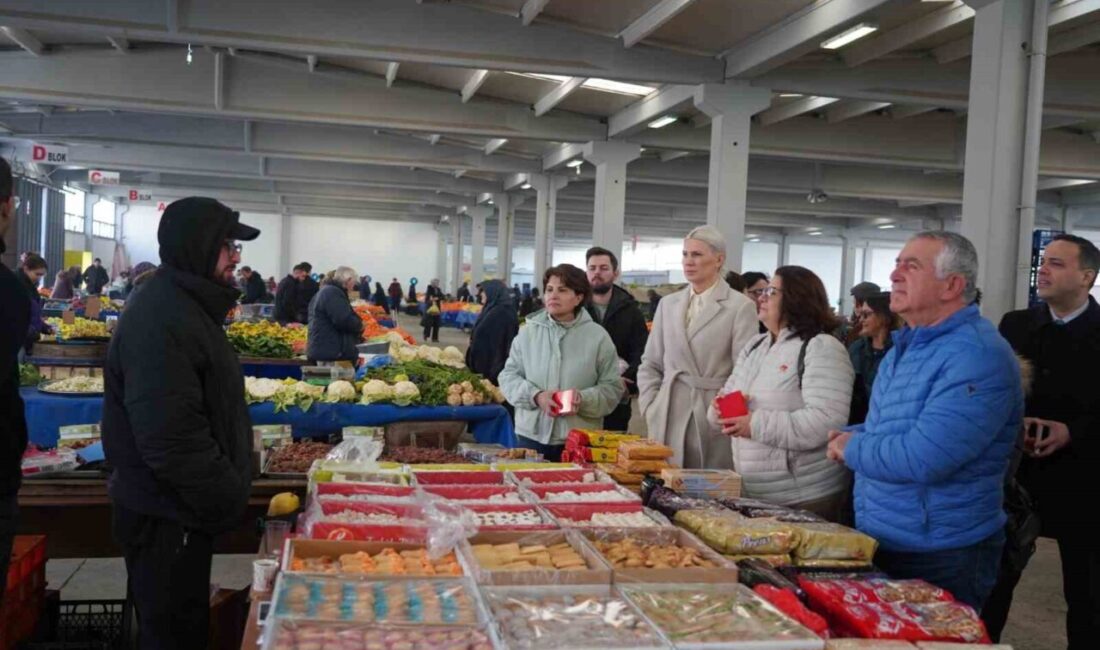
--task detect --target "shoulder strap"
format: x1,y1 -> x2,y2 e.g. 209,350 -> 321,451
797,338 -> 811,388
748,335 -> 768,354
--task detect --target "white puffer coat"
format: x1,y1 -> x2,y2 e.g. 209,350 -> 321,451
708,329 -> 855,506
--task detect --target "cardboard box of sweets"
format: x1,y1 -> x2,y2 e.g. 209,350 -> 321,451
660,468 -> 743,498
458,529 -> 612,586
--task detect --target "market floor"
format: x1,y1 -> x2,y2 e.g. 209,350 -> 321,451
42,316 -> 1070,649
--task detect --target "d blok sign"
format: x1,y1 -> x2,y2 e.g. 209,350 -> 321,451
31,144 -> 68,164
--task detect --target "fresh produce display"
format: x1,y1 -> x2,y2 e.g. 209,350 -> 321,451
19,363 -> 41,387
380,446 -> 471,465
622,584 -> 823,647
590,536 -> 717,570
364,360 -> 504,406
275,576 -> 480,625
244,378 -> 327,412
470,541 -> 588,572
226,321 -> 306,358
290,548 -> 462,577
265,622 -> 493,650
265,442 -> 334,474
38,376 -> 105,394
45,316 -> 110,340
483,590 -> 664,649
355,307 -> 416,344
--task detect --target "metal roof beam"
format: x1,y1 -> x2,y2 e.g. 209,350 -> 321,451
385,61 -> 399,87
520,0 -> 550,26
461,69 -> 490,103
757,96 -> 839,125
533,77 -> 586,117
935,0 -> 1100,63
0,26 -> 43,55
826,100 -> 891,123
842,1 -> 974,68
608,84 -> 696,137
0,0 -> 721,83
620,0 -> 699,48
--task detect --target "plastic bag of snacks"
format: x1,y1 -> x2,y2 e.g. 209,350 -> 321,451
674,508 -> 799,555
736,557 -> 805,597
719,497 -> 825,522
643,485 -> 721,518
752,584 -> 830,638
616,439 -> 674,460
788,522 -> 878,566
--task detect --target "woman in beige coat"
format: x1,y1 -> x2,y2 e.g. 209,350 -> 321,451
638,226 -> 760,469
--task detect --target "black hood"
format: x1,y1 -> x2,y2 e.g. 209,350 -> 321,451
157,197 -> 258,278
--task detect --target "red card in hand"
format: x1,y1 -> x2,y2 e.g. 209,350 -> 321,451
717,391 -> 748,418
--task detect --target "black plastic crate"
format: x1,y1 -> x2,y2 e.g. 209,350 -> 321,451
27,599 -> 132,650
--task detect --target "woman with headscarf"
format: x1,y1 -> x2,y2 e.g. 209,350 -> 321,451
465,279 -> 520,384
646,289 -> 661,321
422,279 -> 444,342
372,282 -> 390,315
51,269 -> 75,299
306,266 -> 365,364
19,254 -> 52,350
358,276 -> 372,302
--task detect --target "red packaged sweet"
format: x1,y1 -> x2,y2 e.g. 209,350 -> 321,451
551,389 -> 580,416
716,390 -> 749,418
753,584 -> 830,638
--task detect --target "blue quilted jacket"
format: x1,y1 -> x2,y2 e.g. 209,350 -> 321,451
845,304 -> 1022,553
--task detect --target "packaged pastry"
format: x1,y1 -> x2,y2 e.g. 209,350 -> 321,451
644,485 -> 721,518
789,522 -> 878,564
915,643 -> 1013,649
274,575 -> 482,626
736,557 -> 804,597
596,463 -> 645,485
264,621 -> 494,650
674,508 -> 798,555
615,458 -> 672,474
753,584 -> 829,638
726,553 -> 791,566
615,440 -> 674,460
289,547 -> 462,577
566,429 -> 642,448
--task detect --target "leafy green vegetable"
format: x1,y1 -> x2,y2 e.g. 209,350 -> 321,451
364,360 -> 491,406
19,363 -> 42,387
227,332 -> 293,359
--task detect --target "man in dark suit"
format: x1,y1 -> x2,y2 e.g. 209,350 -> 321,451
992,234 -> 1100,648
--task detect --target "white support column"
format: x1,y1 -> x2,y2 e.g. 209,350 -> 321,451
693,83 -> 772,271
530,174 -> 570,282
960,0 -> 1038,320
494,193 -> 514,284
861,243 -> 874,286
840,235 -> 859,315
582,141 -> 641,264
467,206 -> 491,287
451,216 -> 463,295
279,212 -> 291,278
779,234 -> 792,267
435,227 -> 448,288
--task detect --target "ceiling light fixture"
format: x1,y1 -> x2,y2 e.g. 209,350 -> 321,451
878,224 -> 897,229
565,159 -> 583,168
186,43 -> 193,65
648,115 -> 678,129
513,72 -> 654,96
521,182 -> 532,190
779,93 -> 803,98
821,23 -> 879,50
808,230 -> 823,236
748,237 -> 761,243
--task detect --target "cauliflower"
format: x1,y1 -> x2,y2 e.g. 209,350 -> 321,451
392,381 -> 421,406
244,377 -> 282,402
461,392 -> 479,406
293,381 -> 325,400
416,346 -> 442,363
325,380 -> 357,402
441,346 -> 466,368
361,379 -> 394,404
395,346 -> 418,362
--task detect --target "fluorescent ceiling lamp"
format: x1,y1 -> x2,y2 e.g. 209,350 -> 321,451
808,230 -> 823,236
521,182 -> 532,190
821,23 -> 878,50
648,115 -> 678,129
748,237 -> 761,243
878,224 -> 896,230
779,93 -> 803,98
513,72 -> 654,96
565,159 -> 583,168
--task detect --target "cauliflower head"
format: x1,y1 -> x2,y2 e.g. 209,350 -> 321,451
325,380 -> 357,402
361,379 -> 394,404
392,381 -> 421,406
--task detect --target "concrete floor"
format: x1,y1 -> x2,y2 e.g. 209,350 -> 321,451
41,313 -> 1070,649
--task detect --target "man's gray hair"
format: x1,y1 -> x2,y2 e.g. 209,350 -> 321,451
330,266 -> 358,286
912,231 -> 979,303
685,225 -> 727,259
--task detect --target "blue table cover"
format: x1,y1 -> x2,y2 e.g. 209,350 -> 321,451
21,387 -> 515,449
240,361 -> 303,380
376,317 -> 395,329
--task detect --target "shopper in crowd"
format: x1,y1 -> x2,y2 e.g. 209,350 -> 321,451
126,261 -> 156,300
520,287 -> 542,317
724,270 -> 746,292
237,265 -> 266,304
296,262 -> 319,324
847,291 -> 900,425
102,197 -> 260,647
422,278 -> 444,342
842,281 -> 882,344
512,284 -> 523,306
307,267 -> 365,364
456,281 -> 471,302
466,279 -> 520,385
499,264 -> 621,461
82,257 -> 109,295
638,226 -> 759,469
0,156 -> 30,611
710,266 -> 854,519
742,271 -> 769,311
266,276 -> 276,296
19,253 -> 51,350
827,231 -> 1022,610
407,282 -> 418,306
984,234 -> 1100,646
274,264 -> 304,324
584,246 -> 649,432
108,270 -> 129,297
646,289 -> 661,320
67,264 -> 82,292
387,277 -> 403,314
50,268 -> 74,300
371,281 -> 391,315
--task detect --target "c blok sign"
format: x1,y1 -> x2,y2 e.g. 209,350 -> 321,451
88,169 -> 120,185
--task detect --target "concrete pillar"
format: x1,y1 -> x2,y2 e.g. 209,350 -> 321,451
960,0 -> 1039,319
530,174 -> 570,282
435,226 -> 448,289
861,243 -> 874,286
840,236 -> 859,315
450,216 -> 463,295
582,142 -> 641,263
693,83 -> 772,270
467,206 -> 492,287
779,234 -> 791,267
279,212 -> 291,278
493,193 -> 514,285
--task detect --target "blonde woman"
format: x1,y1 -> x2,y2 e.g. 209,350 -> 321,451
638,226 -> 759,469
306,266 -> 364,363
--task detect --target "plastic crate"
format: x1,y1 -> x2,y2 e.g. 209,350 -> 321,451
46,600 -> 130,650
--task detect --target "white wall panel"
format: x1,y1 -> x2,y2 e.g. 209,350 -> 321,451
288,216 -> 439,285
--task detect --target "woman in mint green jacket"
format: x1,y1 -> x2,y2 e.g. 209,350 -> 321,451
499,264 -> 623,461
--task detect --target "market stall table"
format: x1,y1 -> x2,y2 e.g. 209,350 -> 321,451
238,356 -> 308,380
21,387 -> 515,448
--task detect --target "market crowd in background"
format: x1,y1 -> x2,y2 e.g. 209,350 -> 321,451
1,153 -> 1097,647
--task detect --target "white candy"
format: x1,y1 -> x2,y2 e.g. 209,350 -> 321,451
475,510 -> 543,526
323,511 -> 404,524
562,512 -> 658,527
541,489 -> 635,503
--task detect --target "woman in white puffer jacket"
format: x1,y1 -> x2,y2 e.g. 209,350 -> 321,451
708,265 -> 855,522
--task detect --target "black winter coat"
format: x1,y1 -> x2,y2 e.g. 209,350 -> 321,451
102,218 -> 253,534
0,241 -> 30,497
240,272 -> 266,304
297,277 -> 319,323
465,281 -> 519,384
274,275 -> 300,324
82,265 -> 109,295
999,298 -> 1100,535
584,285 -> 648,394
307,284 -> 364,363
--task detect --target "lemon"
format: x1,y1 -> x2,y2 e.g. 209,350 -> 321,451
267,492 -> 300,516
394,373 -> 409,382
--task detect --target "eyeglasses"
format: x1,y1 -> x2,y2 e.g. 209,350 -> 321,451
760,286 -> 782,298
222,240 -> 243,255
747,288 -> 767,297
856,310 -> 874,319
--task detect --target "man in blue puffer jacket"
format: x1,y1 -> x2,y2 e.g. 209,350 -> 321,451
827,231 -> 1023,610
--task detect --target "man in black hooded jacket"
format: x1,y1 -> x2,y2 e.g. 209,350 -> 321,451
102,197 -> 259,649
0,156 -> 30,611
